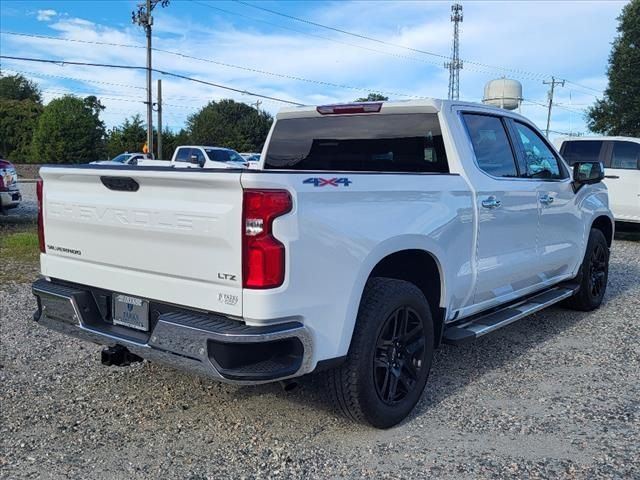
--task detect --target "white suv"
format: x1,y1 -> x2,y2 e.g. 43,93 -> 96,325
556,136 -> 640,224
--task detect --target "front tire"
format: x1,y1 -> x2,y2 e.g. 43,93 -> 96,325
564,228 -> 609,311
324,278 -> 434,428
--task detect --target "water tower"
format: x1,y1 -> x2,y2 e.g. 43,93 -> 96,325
482,78 -> 523,110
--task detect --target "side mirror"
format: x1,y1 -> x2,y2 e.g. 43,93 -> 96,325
190,154 -> 205,168
572,161 -> 604,191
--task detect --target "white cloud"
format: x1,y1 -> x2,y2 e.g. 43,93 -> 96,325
36,9 -> 57,22
1,1 -> 627,135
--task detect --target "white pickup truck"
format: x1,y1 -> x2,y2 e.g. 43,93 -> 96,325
32,99 -> 613,428
140,145 -> 248,169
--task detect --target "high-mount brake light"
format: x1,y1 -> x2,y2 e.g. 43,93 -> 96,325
242,189 -> 292,289
316,102 -> 383,115
37,178 -> 45,253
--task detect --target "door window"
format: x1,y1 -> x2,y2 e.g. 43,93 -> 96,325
513,122 -> 565,179
462,114 -> 518,178
175,148 -> 191,162
610,141 -> 640,170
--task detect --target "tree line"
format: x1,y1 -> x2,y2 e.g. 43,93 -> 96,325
0,73 -> 274,163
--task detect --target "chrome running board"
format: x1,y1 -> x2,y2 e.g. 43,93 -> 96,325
443,284 -> 579,345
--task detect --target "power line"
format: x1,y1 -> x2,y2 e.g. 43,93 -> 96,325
187,1 -> 448,69
1,68 -> 285,106
229,0 -> 606,94
0,30 -> 429,100
523,98 -> 586,115
232,0 -> 551,81
564,79 -> 604,95
0,55 -> 304,105
0,67 -> 146,90
189,0 -> 553,82
0,30 -> 604,103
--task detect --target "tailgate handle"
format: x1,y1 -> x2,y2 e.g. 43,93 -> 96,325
100,176 -> 139,192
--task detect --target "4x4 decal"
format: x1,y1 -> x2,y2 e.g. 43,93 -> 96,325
303,177 -> 352,187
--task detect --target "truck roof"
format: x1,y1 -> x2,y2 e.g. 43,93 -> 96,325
276,98 -> 526,120
556,136 -> 640,143
177,145 -> 238,151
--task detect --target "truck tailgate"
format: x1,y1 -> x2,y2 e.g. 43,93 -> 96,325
39,167 -> 243,316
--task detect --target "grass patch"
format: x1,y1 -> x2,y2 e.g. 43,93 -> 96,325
0,227 -> 40,283
1,231 -> 40,261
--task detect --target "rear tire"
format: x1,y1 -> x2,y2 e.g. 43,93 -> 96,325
323,277 -> 434,428
564,228 -> 609,311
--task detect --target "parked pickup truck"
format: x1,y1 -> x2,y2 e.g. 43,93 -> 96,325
140,145 -> 249,169
32,99 -> 613,428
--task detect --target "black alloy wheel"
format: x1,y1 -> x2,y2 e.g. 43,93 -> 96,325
373,306 -> 425,405
589,242 -> 607,299
564,228 -> 609,311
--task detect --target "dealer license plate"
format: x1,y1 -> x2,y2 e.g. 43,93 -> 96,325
112,294 -> 149,331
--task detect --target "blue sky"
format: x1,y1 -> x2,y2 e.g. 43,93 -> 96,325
0,0 -> 629,137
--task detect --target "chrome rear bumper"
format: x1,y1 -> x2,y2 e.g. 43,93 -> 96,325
32,279 -> 313,384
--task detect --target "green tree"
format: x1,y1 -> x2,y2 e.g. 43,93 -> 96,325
0,99 -> 43,161
354,93 -> 389,102
187,99 -> 272,152
0,73 -> 43,161
0,73 -> 42,103
586,0 -> 640,136
31,95 -> 107,164
106,114 -> 147,158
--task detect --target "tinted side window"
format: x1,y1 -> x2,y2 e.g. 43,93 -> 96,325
462,114 -> 517,178
610,141 -> 640,170
513,122 -> 565,179
208,150 -> 221,162
175,148 -> 190,162
561,140 -> 604,165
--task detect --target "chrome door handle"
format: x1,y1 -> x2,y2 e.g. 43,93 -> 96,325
481,196 -> 502,209
539,194 -> 554,205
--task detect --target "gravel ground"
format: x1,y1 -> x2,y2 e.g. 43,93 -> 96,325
1,239 -> 639,479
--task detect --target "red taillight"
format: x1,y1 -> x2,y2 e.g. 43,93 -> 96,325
37,178 -> 45,253
242,189 -> 292,289
316,102 -> 382,115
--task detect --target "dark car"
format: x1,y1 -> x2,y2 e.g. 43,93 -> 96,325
0,158 -> 22,212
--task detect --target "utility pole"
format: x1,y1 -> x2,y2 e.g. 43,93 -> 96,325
543,76 -> 565,138
157,79 -> 162,160
132,0 -> 169,158
445,3 -> 463,100
252,100 -> 262,113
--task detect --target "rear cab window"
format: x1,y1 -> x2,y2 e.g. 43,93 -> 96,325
264,113 -> 449,173
560,140 -> 605,166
